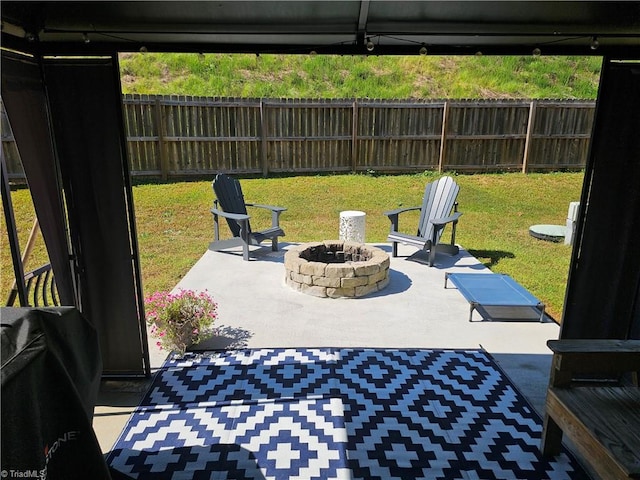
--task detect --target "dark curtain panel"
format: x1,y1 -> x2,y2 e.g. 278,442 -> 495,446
1,50 -> 76,306
632,283 -> 640,339
562,60 -> 640,339
43,57 -> 148,375
1,152 -> 27,305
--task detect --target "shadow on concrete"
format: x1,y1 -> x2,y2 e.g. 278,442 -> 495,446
402,248 -> 488,271
205,242 -> 289,262
194,324 -> 254,350
362,268 -> 412,298
488,351 -> 553,416
467,249 -> 516,268
470,305 -> 555,323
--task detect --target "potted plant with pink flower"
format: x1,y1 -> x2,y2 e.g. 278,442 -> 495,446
144,289 -> 218,356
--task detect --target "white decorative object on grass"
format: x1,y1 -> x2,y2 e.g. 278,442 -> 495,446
564,202 -> 580,245
339,210 -> 366,243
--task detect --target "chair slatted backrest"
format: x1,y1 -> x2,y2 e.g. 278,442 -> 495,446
417,176 -> 459,241
6,263 -> 59,307
212,174 -> 251,237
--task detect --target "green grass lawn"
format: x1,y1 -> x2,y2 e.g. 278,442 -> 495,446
119,53 -> 601,100
1,172 -> 584,320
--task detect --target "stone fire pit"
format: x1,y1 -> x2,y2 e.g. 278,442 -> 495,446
284,240 -> 390,298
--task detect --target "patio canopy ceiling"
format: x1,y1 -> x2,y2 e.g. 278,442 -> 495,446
2,1 -> 639,57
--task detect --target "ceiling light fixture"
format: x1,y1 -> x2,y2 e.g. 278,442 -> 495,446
82,33 -> 90,44
590,36 -> 599,50
532,47 -> 541,57
419,45 -> 428,56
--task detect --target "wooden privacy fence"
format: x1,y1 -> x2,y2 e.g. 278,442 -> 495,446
2,95 -> 595,179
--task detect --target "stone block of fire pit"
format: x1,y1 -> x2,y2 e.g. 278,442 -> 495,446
284,240 -> 390,298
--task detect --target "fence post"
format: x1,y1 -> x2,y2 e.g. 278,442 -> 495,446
522,100 -> 537,174
351,100 -> 359,172
259,100 -> 269,177
438,101 -> 449,172
154,97 -> 169,180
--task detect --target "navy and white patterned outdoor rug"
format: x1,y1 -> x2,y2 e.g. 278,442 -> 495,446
106,348 -> 588,480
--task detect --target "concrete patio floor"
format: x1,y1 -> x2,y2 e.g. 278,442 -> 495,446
94,242 -> 564,460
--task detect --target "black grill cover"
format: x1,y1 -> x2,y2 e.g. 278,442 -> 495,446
1,307 -> 110,479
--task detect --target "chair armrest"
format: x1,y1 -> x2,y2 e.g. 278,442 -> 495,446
383,206 -> 421,218
245,203 -> 287,213
245,203 -> 286,229
384,206 -> 421,235
210,208 -> 250,222
430,211 -> 462,227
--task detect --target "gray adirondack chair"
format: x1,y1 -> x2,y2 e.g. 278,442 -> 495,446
210,174 -> 286,261
384,176 -> 462,266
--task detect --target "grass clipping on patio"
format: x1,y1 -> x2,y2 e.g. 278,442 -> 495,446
1,172 -> 583,321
